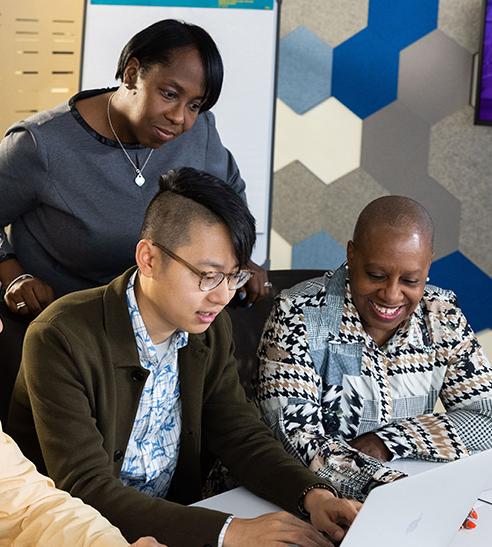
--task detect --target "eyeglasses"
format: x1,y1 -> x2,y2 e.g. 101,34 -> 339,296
151,241 -> 254,292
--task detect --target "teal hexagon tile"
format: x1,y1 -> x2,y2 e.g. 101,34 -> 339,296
278,26 -> 333,114
292,231 -> 346,270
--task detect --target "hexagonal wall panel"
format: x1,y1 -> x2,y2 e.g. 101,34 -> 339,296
430,251 -> 492,332
332,28 -> 400,119
478,330 -> 492,360
361,100 -> 460,257
429,106 -> 492,276
292,231 -> 346,270
272,160 -> 330,245
280,0 -> 369,48
369,0 -> 438,50
321,168 -> 389,244
278,26 -> 333,114
274,98 -> 362,184
361,101 -> 431,187
269,229 -> 292,270
398,30 -> 472,124
437,0 -> 482,53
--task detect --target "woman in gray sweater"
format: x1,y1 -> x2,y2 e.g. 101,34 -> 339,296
0,20 -> 267,421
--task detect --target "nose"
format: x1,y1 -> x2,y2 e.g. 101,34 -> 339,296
165,101 -> 185,125
207,278 -> 233,307
380,278 -> 402,304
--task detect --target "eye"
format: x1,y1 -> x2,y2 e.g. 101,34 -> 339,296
188,101 -> 202,113
367,272 -> 385,281
161,89 -> 177,100
402,278 -> 420,285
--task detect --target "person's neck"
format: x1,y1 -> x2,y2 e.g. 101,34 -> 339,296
133,274 -> 175,345
106,88 -> 139,144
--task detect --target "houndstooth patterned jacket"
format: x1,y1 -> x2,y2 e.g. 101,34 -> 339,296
257,266 -> 492,501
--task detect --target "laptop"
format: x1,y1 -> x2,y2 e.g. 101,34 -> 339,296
341,449 -> 492,547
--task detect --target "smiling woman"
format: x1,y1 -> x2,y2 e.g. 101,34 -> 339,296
257,196 -> 492,501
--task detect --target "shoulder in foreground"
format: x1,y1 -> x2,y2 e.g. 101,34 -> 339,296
422,284 -> 459,309
31,285 -> 106,329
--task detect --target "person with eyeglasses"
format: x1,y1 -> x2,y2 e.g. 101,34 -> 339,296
9,168 -> 360,547
0,18 -> 269,424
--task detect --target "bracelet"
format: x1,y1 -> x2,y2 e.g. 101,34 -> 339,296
298,482 -> 339,517
4,273 -> 34,295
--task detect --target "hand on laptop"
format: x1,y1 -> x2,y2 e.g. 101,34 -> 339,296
348,432 -> 392,461
304,488 -> 361,544
223,511 -> 334,546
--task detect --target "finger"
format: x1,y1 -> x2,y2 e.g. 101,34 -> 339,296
6,293 -> 30,315
23,286 -> 43,315
33,281 -> 55,309
245,277 -> 260,305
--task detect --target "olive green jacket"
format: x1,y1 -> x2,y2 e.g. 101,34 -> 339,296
9,268 -> 320,546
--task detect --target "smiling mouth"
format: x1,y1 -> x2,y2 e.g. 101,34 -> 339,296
370,300 -> 404,320
153,126 -> 176,142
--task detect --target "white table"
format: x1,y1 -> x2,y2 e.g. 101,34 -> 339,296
194,460 -> 492,546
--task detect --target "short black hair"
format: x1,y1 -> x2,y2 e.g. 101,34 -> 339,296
115,19 -> 223,112
141,167 -> 256,267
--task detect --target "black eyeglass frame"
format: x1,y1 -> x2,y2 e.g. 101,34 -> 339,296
151,241 -> 254,292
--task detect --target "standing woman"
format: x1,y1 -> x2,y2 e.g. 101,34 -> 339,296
0,19 -> 267,420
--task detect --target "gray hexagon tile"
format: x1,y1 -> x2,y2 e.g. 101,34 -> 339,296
438,0 -> 482,53
429,106 -> 492,274
319,168 -> 389,244
272,160 -> 329,245
361,101 -> 431,189
398,30 -> 472,124
280,0 -> 369,47
361,101 -> 460,257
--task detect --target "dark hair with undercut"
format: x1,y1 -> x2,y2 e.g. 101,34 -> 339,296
140,167 -> 256,267
115,19 -> 223,112
353,195 -> 435,250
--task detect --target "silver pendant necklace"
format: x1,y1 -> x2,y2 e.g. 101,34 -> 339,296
107,92 -> 153,187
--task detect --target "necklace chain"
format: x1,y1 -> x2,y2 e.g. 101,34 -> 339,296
106,92 -> 153,186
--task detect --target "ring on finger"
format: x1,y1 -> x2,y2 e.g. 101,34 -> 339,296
16,301 -> 27,310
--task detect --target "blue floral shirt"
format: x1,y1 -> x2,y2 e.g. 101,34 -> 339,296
120,271 -> 188,498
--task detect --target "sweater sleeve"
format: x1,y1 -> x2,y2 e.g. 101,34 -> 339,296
11,319 -> 230,547
374,302 -> 492,461
257,295 -> 405,501
0,423 -> 129,547
202,111 -> 246,202
0,128 -> 49,258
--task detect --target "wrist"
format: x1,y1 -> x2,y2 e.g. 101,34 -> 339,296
0,257 -> 24,288
299,483 -> 338,517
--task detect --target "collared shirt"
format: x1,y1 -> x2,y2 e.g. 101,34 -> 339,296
0,422 -> 128,546
257,267 -> 492,500
121,271 -> 188,498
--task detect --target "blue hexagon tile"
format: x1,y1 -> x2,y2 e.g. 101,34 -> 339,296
369,0 -> 438,50
332,28 -> 400,119
278,26 -> 333,114
292,231 -> 346,270
429,251 -> 492,333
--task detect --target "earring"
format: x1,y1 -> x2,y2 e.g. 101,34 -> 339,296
426,277 -> 430,283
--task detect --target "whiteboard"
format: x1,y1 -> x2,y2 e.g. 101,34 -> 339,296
81,0 -> 279,265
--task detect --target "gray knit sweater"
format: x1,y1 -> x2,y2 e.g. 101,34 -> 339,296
0,89 -> 245,297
